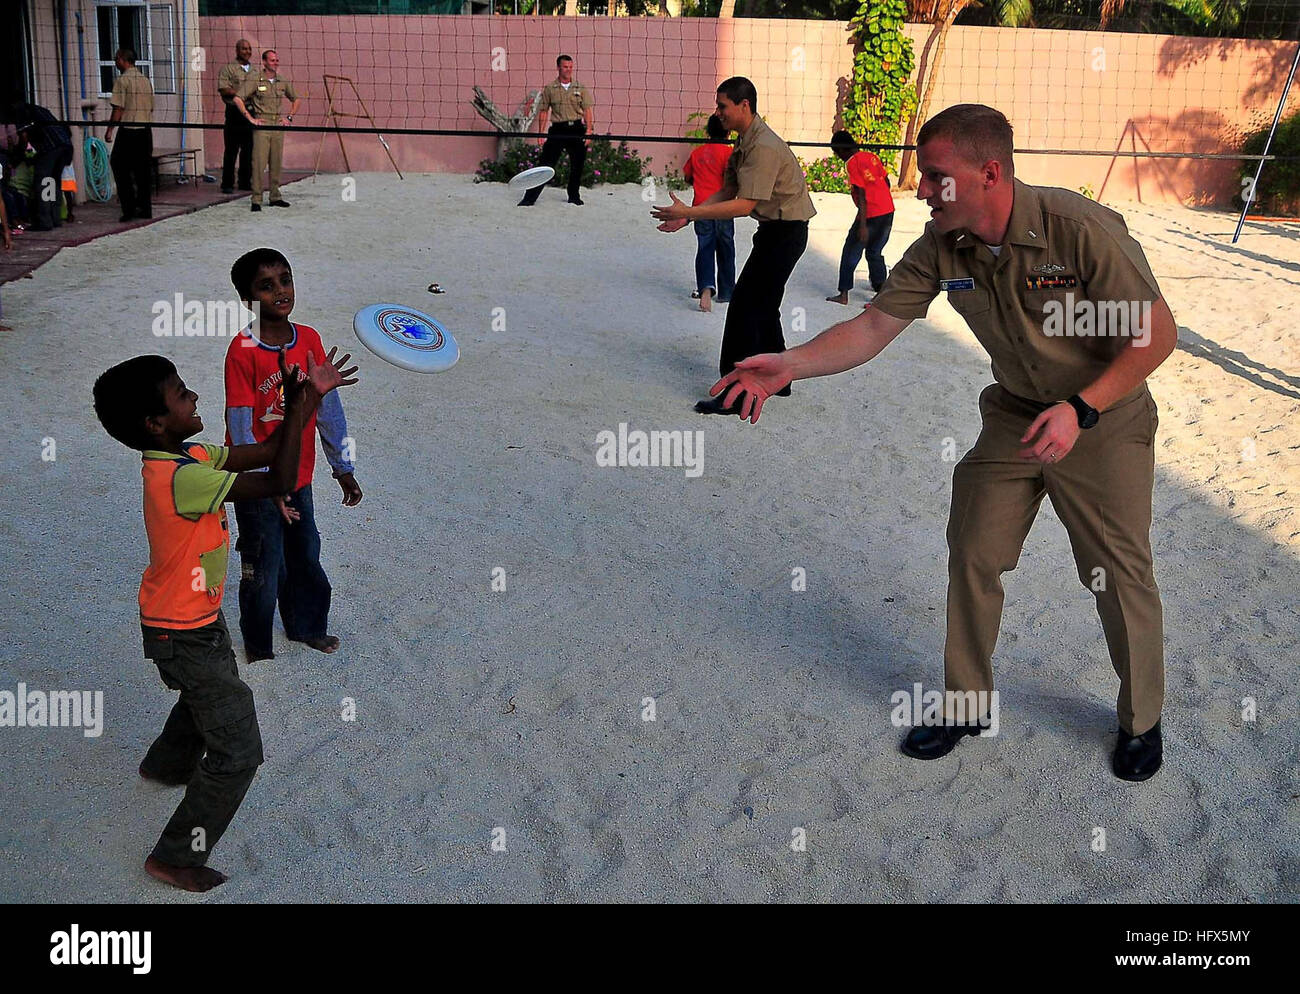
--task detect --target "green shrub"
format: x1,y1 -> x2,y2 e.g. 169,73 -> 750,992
801,156 -> 852,194
475,138 -> 653,188
1239,110 -> 1300,215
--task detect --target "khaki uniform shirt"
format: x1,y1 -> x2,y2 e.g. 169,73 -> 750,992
237,72 -> 298,120
871,179 -> 1162,404
218,60 -> 254,106
540,80 -> 593,123
724,115 -> 815,223
110,67 -> 154,128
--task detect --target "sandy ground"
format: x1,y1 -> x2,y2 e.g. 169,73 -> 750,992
0,173 -> 1296,903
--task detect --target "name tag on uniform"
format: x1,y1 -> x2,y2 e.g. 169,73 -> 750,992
940,278 -> 975,292
1024,275 -> 1078,290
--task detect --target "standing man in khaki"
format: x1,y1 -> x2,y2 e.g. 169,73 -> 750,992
518,55 -> 594,207
713,105 -> 1175,781
217,39 -> 255,194
105,48 -> 155,222
233,50 -> 300,212
653,76 -> 815,415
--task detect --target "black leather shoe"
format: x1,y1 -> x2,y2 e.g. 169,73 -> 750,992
900,723 -> 984,760
220,186 -> 234,194
269,199 -> 290,207
694,395 -> 740,416
1112,721 -> 1162,781
568,195 -> 584,206
250,203 -> 262,212
517,198 -> 535,207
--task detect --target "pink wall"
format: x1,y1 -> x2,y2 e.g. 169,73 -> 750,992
198,15 -> 1295,205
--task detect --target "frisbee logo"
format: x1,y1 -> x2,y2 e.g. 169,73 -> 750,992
376,308 -> 445,351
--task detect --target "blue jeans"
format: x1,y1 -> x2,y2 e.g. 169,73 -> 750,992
694,218 -> 736,300
838,211 -> 894,293
233,484 -> 331,655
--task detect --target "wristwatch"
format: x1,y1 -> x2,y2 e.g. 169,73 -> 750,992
1066,394 -> 1099,429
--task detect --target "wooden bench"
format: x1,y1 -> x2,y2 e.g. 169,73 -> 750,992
152,148 -> 200,192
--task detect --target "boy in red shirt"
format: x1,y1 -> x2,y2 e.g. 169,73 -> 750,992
681,114 -> 735,313
225,248 -> 363,663
93,346 -> 356,891
826,130 -> 895,305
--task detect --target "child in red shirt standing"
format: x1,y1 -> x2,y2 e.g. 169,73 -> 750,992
681,114 -> 735,313
224,248 -> 363,663
826,130 -> 895,305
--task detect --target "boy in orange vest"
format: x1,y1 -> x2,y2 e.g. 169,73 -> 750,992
93,346 -> 357,892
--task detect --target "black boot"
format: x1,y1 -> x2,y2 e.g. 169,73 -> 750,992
1112,721 -> 1162,781
900,723 -> 984,760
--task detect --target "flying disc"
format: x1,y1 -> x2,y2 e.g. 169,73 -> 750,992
508,165 -> 555,190
353,303 -> 459,374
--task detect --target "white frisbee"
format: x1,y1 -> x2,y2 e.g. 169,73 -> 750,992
508,165 -> 555,190
353,303 -> 459,374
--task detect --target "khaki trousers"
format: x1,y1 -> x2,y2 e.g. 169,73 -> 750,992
250,129 -> 284,203
943,383 -> 1164,735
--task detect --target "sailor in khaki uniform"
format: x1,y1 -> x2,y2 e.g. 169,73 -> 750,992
105,48 -> 155,221
518,55 -> 595,207
712,104 -> 1177,782
217,39 -> 256,193
653,77 -> 815,414
233,50 -> 301,211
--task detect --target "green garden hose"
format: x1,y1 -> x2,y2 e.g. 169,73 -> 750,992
82,136 -> 112,202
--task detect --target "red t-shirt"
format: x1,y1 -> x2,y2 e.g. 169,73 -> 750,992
223,323 -> 323,492
683,143 -> 732,206
847,151 -> 894,218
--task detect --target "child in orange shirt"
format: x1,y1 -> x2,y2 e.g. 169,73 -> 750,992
826,130 -> 895,305
682,114 -> 735,312
93,346 -> 356,892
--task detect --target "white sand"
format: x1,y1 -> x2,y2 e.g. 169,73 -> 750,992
0,174 -> 1296,902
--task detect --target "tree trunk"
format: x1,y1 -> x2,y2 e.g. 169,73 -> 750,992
471,85 -> 544,159
564,0 -> 578,15
719,0 -> 735,16
898,9 -> 960,190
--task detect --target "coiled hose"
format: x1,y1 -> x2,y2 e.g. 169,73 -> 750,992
82,136 -> 112,202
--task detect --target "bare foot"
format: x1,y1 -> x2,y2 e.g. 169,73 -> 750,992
145,855 -> 228,892
139,763 -> 190,787
297,635 -> 340,653
699,288 -> 712,313
826,292 -> 849,305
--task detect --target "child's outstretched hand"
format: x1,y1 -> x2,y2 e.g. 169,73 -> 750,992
307,347 -> 359,397
336,472 -> 363,506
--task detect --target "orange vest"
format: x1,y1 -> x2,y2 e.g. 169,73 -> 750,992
139,444 -> 230,629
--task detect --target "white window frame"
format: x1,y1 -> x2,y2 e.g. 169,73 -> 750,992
148,4 -> 177,95
96,2 -> 177,97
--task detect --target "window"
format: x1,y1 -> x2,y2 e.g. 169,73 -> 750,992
96,2 -> 177,96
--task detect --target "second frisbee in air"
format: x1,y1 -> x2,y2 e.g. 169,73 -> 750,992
508,165 -> 555,190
